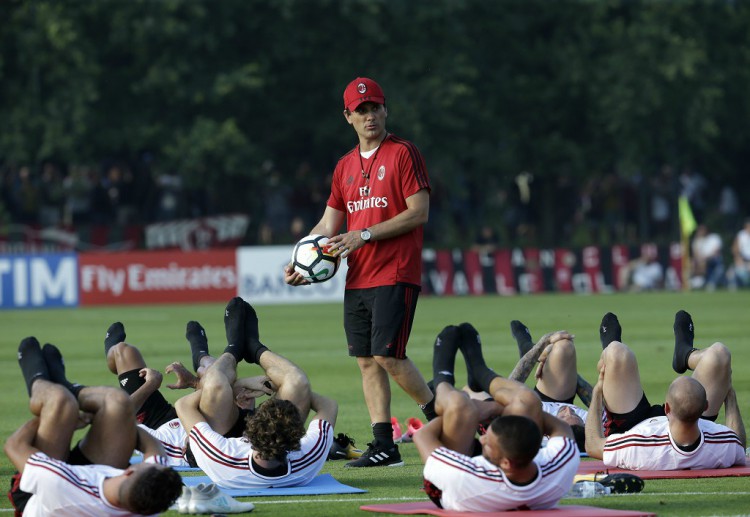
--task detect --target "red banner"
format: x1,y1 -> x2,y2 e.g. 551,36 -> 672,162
79,250 -> 237,305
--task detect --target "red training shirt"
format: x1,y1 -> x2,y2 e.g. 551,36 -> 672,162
327,134 -> 430,289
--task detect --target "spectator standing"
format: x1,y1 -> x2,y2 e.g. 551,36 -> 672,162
731,218 -> 750,288
691,224 -> 725,290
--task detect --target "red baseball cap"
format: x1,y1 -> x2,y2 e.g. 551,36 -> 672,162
343,77 -> 385,111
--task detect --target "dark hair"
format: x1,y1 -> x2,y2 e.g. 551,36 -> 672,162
571,424 -> 586,452
490,415 -> 542,466
245,398 -> 305,461
126,465 -> 183,515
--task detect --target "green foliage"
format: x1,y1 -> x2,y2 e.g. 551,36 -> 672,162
2,0 -> 750,204
1,291 -> 749,515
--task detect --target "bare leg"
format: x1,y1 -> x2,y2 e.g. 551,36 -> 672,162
28,380 -> 78,461
106,342 -> 146,375
258,350 -> 311,420
197,353 -> 239,435
376,356 -> 434,405
358,357 -> 391,423
598,341 -> 644,414
76,386 -> 137,468
689,342 -> 732,417
535,337 -> 578,401
433,383 -> 478,455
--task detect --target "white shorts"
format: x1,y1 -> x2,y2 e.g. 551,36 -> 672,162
139,418 -> 190,467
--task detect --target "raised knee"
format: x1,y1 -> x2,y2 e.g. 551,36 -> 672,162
47,385 -> 78,410
553,338 -> 576,360
706,342 -> 731,369
103,387 -> 134,414
603,341 -> 633,366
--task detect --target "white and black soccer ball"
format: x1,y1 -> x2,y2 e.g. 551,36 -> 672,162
291,234 -> 341,283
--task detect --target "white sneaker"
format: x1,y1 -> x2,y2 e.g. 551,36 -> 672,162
172,485 -> 192,514
187,483 -> 255,514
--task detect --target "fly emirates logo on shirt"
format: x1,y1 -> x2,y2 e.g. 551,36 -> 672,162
347,186 -> 389,213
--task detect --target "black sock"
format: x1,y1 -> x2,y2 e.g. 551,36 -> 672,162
42,343 -> 82,396
373,422 -> 394,448
223,297 -> 246,364
456,323 -> 497,392
475,367 -> 500,394
433,326 -> 460,387
510,320 -> 533,357
247,340 -> 269,365
186,321 -> 210,372
104,322 -> 126,357
673,310 -> 697,374
18,337 -> 49,396
599,313 -> 622,349
243,301 -> 269,364
420,396 -> 437,421
458,323 -> 485,392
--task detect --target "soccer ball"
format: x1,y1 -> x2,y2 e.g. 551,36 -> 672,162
291,234 -> 341,283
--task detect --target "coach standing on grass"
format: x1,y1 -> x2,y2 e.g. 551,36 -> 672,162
285,76 -> 435,467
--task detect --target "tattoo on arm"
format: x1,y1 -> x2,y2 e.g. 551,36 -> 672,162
509,334 -> 551,382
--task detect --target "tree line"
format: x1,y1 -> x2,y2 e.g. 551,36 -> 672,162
2,0 -> 749,246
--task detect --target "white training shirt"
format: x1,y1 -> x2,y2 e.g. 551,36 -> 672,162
736,228 -> 750,261
423,436 -> 580,512
603,416 -> 746,470
20,452 -> 168,516
188,418 -> 333,489
542,401 -> 588,422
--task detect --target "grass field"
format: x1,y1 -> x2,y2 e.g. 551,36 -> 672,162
1,291 -> 749,516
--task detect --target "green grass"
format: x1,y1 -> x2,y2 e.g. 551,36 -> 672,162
1,291 -> 749,516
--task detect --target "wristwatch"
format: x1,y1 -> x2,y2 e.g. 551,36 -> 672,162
360,228 -> 372,243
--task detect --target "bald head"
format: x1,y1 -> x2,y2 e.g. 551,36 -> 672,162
666,377 -> 707,421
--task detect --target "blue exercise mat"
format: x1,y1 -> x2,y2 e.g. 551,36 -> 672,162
181,473 -> 366,497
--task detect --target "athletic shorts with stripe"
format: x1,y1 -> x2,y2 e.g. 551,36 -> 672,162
344,283 -> 420,358
140,418 -> 190,468
188,418 -> 333,489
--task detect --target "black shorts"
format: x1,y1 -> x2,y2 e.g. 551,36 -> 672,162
344,283 -> 420,358
535,386 -> 575,405
603,393 -> 665,436
118,369 -> 178,429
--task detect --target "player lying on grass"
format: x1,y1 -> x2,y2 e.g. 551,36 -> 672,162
454,321 -> 590,452
175,297 -> 338,489
413,325 -> 580,512
7,337 -> 182,516
585,310 -> 747,470
103,319 -> 274,468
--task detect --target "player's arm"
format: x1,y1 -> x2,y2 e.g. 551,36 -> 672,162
310,392 -> 338,427
365,188 -> 429,241
413,415 -> 444,463
285,206 -> 345,286
129,367 -> 162,410
541,412 -> 574,440
724,387 -> 746,448
508,331 -> 572,383
4,418 -> 41,473
136,426 -> 167,460
327,189 -> 430,258
174,390 -> 206,435
584,365 -> 606,459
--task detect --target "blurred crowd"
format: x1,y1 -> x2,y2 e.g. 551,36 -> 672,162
1,158 -> 748,290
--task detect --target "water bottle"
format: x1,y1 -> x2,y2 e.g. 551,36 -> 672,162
566,481 -> 611,498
